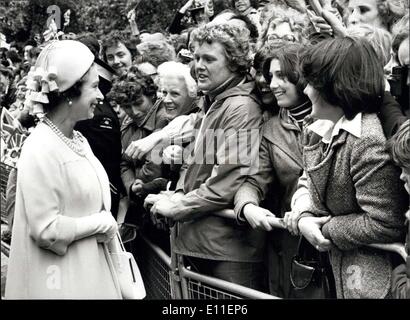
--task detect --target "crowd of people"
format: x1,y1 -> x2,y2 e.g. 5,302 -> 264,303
0,0 -> 409,299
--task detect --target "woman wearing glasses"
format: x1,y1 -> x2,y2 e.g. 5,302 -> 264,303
258,8 -> 306,49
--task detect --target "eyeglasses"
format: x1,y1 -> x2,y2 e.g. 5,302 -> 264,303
267,34 -> 297,42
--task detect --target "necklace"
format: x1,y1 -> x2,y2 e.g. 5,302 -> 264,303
42,116 -> 86,157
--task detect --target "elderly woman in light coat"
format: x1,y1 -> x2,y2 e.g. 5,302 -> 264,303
292,37 -> 407,298
5,40 -> 122,299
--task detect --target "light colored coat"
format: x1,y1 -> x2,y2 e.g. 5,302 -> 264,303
5,123 -> 122,299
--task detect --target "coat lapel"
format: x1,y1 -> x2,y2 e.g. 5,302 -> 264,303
304,131 -> 348,208
85,146 -> 111,211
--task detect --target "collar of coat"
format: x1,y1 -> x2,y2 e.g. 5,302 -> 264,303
307,112 -> 362,144
262,103 -> 312,141
204,74 -> 244,105
199,75 -> 258,113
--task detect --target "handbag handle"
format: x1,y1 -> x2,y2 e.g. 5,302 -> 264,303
107,232 -> 127,254
116,232 -> 126,252
100,197 -> 125,253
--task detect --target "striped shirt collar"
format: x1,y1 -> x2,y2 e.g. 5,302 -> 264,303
287,100 -> 312,124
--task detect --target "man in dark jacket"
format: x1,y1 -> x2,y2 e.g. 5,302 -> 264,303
145,23 -> 265,291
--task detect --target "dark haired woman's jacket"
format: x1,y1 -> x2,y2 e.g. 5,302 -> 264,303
234,107 -> 306,297
294,113 -> 408,298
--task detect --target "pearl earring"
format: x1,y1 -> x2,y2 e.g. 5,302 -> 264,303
68,100 -> 73,106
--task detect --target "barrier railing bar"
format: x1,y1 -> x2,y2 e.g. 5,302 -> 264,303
215,209 -> 408,261
170,226 -> 183,299
178,255 -> 190,299
140,235 -> 172,266
178,265 -> 280,299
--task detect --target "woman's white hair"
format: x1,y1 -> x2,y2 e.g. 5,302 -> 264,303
157,61 -> 197,98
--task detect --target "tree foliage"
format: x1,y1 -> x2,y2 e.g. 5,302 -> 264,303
1,0 -> 231,45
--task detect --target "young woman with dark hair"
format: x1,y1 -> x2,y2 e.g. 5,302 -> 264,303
292,37 -> 408,298
234,43 -> 313,297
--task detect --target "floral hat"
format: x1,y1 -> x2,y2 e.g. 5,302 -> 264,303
24,40 -> 94,116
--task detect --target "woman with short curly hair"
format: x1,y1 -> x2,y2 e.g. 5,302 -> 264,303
191,22 -> 252,76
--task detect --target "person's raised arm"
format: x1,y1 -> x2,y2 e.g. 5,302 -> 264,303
127,8 -> 140,37
151,102 -> 262,222
125,112 -> 199,160
168,0 -> 194,34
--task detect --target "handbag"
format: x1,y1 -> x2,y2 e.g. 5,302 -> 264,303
289,236 -> 336,299
108,232 -> 146,299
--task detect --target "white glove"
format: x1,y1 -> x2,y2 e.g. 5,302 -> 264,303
74,210 -> 118,243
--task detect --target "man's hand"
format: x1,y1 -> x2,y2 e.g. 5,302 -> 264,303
144,193 -> 167,209
150,197 -> 179,219
298,216 -> 333,252
170,190 -> 185,202
144,191 -> 174,208
243,203 -> 276,231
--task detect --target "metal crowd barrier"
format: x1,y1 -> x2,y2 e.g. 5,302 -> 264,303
137,208 -> 408,300
137,233 -> 279,300
179,262 -> 278,299
135,235 -> 174,299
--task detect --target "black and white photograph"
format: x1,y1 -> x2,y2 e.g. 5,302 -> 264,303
0,0 -> 409,309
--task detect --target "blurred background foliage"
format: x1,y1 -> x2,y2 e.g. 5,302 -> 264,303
0,0 -> 230,46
